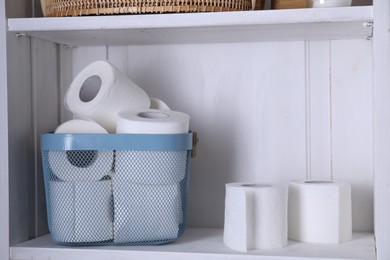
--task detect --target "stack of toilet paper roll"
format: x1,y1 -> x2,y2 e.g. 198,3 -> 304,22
48,119 -> 114,243
113,109 -> 189,243
223,180 -> 352,252
47,60 -> 190,244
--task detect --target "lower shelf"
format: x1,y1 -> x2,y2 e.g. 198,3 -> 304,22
10,228 -> 375,260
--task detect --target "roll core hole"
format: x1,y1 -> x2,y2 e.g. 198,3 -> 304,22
305,180 -> 333,184
138,111 -> 169,119
241,184 -> 271,188
79,75 -> 102,102
66,150 -> 98,168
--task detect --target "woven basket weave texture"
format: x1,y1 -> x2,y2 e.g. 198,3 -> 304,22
43,0 -> 255,16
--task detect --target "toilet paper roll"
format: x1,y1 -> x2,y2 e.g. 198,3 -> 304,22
48,119 -> 113,182
113,179 -> 182,243
116,109 -> 189,134
150,97 -> 171,111
115,150 -> 187,184
48,180 -> 113,244
308,0 -> 351,8
115,109 -> 189,183
54,119 -> 108,134
223,183 -> 288,252
288,180 -> 352,244
64,60 -> 150,133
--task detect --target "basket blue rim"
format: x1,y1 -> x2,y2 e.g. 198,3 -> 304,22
41,132 -> 193,151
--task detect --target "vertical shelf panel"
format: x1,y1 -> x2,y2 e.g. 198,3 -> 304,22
330,39 -> 374,232
306,40 -> 332,180
373,0 -> 390,259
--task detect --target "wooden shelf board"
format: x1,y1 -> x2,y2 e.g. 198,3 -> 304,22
10,228 -> 376,260
7,6 -> 373,46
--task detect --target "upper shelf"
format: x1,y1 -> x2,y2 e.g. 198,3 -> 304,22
8,6 -> 373,46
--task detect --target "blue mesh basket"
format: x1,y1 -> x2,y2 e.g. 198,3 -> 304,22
40,132 -> 194,246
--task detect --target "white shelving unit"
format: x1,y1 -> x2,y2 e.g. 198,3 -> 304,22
11,228 -> 376,260
5,5 -> 379,260
8,6 -> 373,45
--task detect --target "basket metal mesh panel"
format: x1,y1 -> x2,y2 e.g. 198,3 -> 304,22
41,141 -> 191,246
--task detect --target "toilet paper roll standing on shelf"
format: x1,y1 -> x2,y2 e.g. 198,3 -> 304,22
64,60 -> 150,133
150,97 -> 171,111
115,109 -> 190,184
48,119 -> 113,181
48,180 -> 113,244
113,180 -> 182,243
288,180 -> 352,244
223,183 -> 288,252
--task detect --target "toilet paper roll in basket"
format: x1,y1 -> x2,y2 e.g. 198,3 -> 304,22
288,180 -> 352,244
115,109 -> 190,184
113,182 -> 182,243
223,183 -> 288,252
64,60 -> 150,133
116,109 -> 189,134
48,119 -> 113,181
150,97 -> 171,111
113,109 -> 189,243
48,179 -> 113,244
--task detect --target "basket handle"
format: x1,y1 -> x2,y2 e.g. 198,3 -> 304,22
192,131 -> 198,158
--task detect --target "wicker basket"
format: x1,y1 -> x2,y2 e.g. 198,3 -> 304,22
41,0 -> 255,17
272,0 -> 308,9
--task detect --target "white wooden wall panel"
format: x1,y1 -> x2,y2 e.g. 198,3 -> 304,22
0,1 -> 9,259
59,46 -> 73,122
306,41 -> 332,180
72,46 -> 107,76
107,46 -> 129,73
123,42 -> 307,228
7,32 -> 35,245
70,39 -> 373,230
330,39 -> 373,232
31,38 -> 60,236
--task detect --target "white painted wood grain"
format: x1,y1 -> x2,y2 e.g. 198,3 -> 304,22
306,40 -> 332,180
107,46 -> 128,73
330,39 -> 373,232
125,42 -> 307,228
31,38 -> 61,237
7,31 -> 36,246
0,1 -> 9,260
71,46 -> 107,77
373,0 -> 390,259
58,45 -> 73,122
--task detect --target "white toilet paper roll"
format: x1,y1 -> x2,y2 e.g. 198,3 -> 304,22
116,109 -> 189,134
288,180 -> 352,244
308,0 -> 351,8
150,97 -> 171,111
113,179 -> 182,243
115,150 -> 187,184
48,119 -> 113,182
64,60 -> 150,133
49,180 -> 113,243
54,119 -> 108,134
223,183 -> 288,252
115,109 -> 189,183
